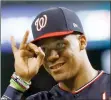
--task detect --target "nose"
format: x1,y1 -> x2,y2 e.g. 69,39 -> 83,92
47,50 -> 59,62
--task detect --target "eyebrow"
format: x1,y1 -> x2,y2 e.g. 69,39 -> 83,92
36,35 -> 67,47
41,40 -> 65,47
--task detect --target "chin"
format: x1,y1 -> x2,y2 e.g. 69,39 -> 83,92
52,72 -> 73,82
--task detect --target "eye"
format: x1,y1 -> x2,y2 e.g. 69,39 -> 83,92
41,45 -> 47,53
56,42 -> 66,49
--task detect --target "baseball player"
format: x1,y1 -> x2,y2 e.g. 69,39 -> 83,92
2,7 -> 110,100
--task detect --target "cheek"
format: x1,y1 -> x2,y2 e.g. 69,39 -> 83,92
63,56 -> 81,79
62,48 -> 80,70
69,44 -> 80,60
62,47 -> 79,60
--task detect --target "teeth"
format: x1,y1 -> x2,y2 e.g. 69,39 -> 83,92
51,63 -> 64,69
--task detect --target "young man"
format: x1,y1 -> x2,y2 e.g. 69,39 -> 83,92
2,7 -> 110,100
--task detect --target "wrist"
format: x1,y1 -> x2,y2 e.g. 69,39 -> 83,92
10,72 -> 32,92
10,79 -> 26,92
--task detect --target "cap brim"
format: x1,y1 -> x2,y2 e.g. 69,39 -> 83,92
31,30 -> 74,43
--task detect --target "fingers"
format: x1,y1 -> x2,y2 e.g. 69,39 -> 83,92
20,50 -> 34,57
27,43 -> 40,55
38,47 -> 45,57
10,36 -> 18,53
28,43 -> 45,66
37,47 -> 45,66
19,30 -> 29,49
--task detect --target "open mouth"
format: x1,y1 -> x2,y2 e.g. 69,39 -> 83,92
50,63 -> 65,70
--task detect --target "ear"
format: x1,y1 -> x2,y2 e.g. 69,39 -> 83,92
78,35 -> 87,50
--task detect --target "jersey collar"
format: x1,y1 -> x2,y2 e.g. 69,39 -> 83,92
58,70 -> 104,94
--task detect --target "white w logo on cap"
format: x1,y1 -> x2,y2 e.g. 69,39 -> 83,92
35,15 -> 47,31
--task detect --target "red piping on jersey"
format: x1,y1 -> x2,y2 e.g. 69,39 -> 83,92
58,70 -> 104,94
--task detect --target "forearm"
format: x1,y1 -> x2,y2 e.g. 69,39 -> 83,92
1,73 -> 31,100
1,85 -> 23,100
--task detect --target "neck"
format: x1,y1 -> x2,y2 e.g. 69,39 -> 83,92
59,54 -> 98,92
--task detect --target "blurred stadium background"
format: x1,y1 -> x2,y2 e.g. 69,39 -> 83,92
1,1 -> 110,98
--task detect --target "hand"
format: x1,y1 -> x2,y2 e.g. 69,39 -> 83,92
11,31 -> 45,82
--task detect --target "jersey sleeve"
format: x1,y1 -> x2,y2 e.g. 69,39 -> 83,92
1,86 -> 23,100
1,86 -> 52,100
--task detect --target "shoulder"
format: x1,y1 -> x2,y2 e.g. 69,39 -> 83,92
103,72 -> 110,85
97,71 -> 110,84
102,71 -> 110,82
98,71 -> 111,89
101,72 -> 111,96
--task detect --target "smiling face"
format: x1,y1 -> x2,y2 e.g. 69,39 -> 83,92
37,33 -> 87,82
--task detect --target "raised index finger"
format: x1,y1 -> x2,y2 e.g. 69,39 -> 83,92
28,43 -> 39,54
19,30 -> 29,49
10,36 -> 18,53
